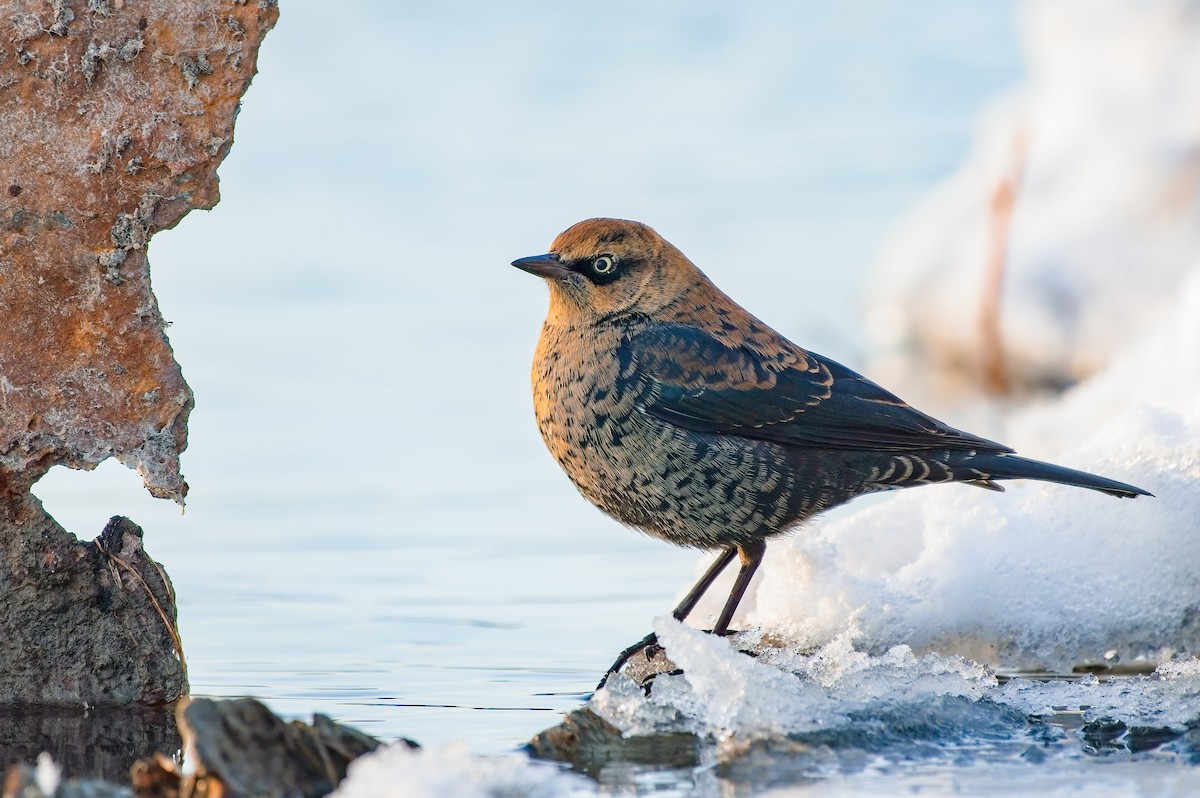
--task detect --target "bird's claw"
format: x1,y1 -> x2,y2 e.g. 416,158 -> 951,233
596,631 -> 660,691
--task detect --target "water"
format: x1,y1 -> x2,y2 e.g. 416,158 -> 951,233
36,0 -> 1183,792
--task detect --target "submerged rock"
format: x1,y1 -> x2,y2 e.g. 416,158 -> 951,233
527,706 -> 700,778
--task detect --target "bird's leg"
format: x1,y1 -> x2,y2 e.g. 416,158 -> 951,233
711,540 -> 766,636
671,546 -> 738,622
597,546 -> 739,690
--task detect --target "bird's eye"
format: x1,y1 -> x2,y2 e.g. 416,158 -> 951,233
592,255 -> 617,275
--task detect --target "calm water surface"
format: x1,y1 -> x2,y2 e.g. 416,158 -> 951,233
30,0 -> 1034,785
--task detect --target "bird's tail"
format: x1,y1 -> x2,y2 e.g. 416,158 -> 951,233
962,452 -> 1152,499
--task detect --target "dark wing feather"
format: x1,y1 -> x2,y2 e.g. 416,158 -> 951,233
623,324 -> 1011,453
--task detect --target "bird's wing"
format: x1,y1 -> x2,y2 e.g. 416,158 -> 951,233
622,323 -> 1011,453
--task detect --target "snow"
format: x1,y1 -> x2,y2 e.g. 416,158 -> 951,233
34,754 -> 59,798
332,741 -> 591,798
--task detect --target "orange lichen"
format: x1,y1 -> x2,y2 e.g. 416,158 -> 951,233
0,0 -> 278,504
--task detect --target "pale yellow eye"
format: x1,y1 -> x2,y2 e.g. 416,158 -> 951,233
592,255 -> 617,275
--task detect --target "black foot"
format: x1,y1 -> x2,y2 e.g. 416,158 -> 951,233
596,631 -> 660,691
594,627 -> 759,692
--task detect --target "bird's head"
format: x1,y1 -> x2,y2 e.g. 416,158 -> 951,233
513,218 -> 702,321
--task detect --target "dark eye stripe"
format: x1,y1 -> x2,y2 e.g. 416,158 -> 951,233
569,254 -> 625,285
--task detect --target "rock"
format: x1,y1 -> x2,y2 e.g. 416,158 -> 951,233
0,0 -> 276,704
1,0 -> 277,502
527,707 -> 699,777
0,515 -> 185,706
168,698 -> 392,798
527,638 -> 704,776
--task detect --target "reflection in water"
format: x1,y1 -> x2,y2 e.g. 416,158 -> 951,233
0,707 -> 179,783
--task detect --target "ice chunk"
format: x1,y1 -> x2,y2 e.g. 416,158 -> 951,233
34,754 -> 60,798
592,620 -> 1000,742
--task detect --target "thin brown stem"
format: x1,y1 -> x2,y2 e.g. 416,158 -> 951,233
96,541 -> 189,687
981,129 -> 1028,394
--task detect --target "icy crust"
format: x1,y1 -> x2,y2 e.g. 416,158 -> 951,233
790,761 -> 1200,798
998,667 -> 1200,733
590,621 -> 1200,762
332,741 -> 592,798
594,621 -> 996,741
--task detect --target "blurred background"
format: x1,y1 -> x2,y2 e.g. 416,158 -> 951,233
34,0 -> 1195,752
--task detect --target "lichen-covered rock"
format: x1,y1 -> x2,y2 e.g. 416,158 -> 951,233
0,0 -> 278,501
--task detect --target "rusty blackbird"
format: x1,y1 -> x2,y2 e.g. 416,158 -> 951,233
513,218 -> 1150,668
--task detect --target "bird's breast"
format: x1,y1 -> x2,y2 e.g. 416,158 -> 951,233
529,321 -> 800,548
531,322 -> 642,495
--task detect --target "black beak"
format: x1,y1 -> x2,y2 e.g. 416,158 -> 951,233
512,253 -> 570,280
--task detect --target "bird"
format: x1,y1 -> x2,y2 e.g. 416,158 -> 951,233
513,218 -> 1151,676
